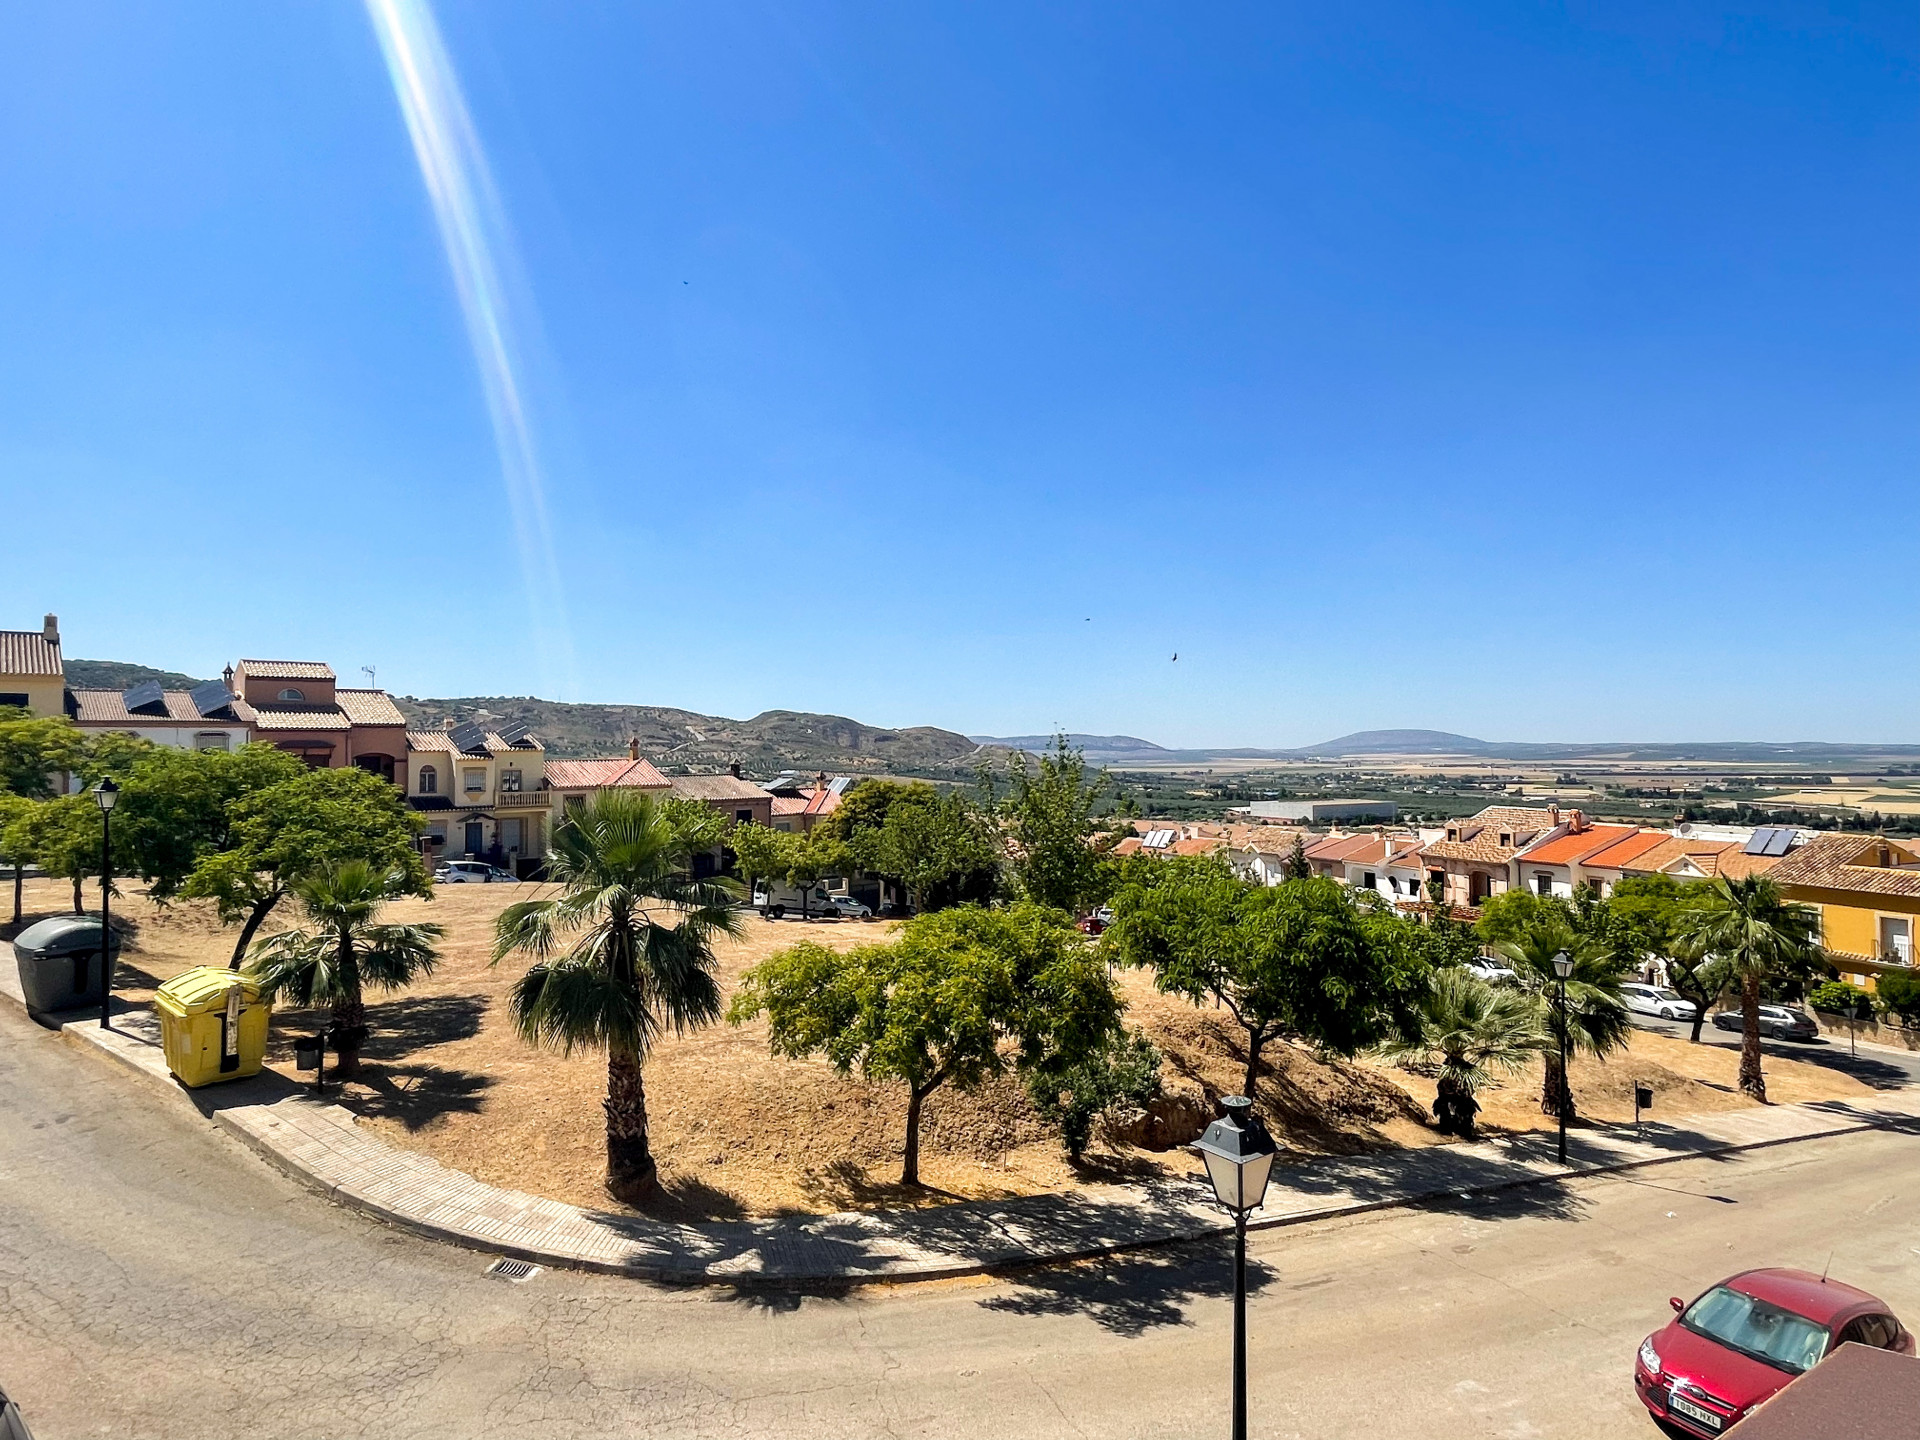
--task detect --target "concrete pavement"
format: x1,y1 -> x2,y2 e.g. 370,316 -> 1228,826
5,1000 -> 1919,1439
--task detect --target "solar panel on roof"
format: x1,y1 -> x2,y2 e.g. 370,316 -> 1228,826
495,720 -> 531,747
122,680 -> 166,714
1743,828 -> 1774,856
1764,827 -> 1794,856
189,679 -> 234,718
449,721 -> 488,754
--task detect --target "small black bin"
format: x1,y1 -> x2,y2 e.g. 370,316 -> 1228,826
12,916 -> 122,1014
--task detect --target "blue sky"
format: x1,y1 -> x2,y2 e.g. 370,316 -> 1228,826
1,3 -> 1914,746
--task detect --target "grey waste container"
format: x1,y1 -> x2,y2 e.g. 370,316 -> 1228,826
12,916 -> 121,1014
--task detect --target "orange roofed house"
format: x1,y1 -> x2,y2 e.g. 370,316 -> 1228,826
231,660 -> 409,783
1512,814 -> 1643,898
1770,833 -> 1920,987
1420,806 -> 1564,907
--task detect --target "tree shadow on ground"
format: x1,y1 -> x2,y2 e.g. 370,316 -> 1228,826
343,1063 -> 495,1130
1755,1039 -> 1911,1091
359,992 -> 491,1057
978,1238 -> 1277,1337
637,1172 -> 753,1224
796,1158 -> 974,1213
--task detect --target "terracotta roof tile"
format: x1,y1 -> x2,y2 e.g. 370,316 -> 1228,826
249,706 -> 352,731
237,659 -> 334,680
1518,823 -> 1641,867
69,688 -> 255,725
1578,830 -> 1671,873
668,774 -> 772,802
544,757 -> 671,790
1623,837 -> 1735,875
0,630 -> 62,677
1422,805 -> 1560,863
333,688 -> 407,726
1167,836 -> 1225,856
1769,833 -> 1920,900
771,796 -> 809,817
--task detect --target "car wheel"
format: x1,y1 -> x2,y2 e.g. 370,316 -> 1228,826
769,904 -> 785,920
1659,1008 -> 1674,1020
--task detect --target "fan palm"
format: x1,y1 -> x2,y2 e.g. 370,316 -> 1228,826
1671,875 -> 1821,1102
492,791 -> 742,1203
1494,917 -> 1633,1121
246,860 -> 443,1080
1381,968 -> 1547,1136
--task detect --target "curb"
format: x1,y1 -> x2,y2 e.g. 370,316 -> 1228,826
8,975 -> 1918,1288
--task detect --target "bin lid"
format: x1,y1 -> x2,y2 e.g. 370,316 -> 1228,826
11,915 -> 122,959
155,965 -> 264,1016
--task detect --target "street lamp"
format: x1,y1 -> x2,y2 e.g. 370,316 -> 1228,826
93,779 -> 118,1030
1192,1095 -> 1280,1440
1551,950 -> 1574,1163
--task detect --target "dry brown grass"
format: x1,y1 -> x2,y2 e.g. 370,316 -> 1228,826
4,876 -> 1877,1219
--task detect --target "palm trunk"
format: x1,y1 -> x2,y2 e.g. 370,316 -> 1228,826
605,1043 -> 656,1202
328,935 -> 367,1080
229,890 -> 283,969
1738,971 -> 1767,1102
1540,1053 -> 1574,1121
1435,1073 -> 1479,1137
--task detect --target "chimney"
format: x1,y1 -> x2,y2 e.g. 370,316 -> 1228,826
629,736 -> 640,761
816,770 -> 827,790
222,663 -> 235,690
442,717 -> 455,731
1548,803 -> 1560,827
42,614 -> 58,644
729,762 -> 742,779
1569,808 -> 1587,833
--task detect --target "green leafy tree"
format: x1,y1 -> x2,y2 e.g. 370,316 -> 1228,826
1106,861 -> 1427,1097
1475,890 -> 1571,947
726,820 -> 795,909
731,903 -> 1121,1185
1612,875 -> 1725,1042
1493,917 -> 1633,1121
115,744 -> 307,902
0,793 -> 33,925
858,787 -> 1000,912
1807,979 -> 1872,1018
1671,875 -> 1823,1102
246,861 -> 443,1080
1873,970 -> 1920,1027
1026,1028 -> 1163,1160
998,734 -> 1115,914
181,766 -> 428,966
4,795 -> 105,913
0,712 -> 86,799
1381,968 -> 1547,1137
1283,833 -> 1311,882
493,791 -> 742,1202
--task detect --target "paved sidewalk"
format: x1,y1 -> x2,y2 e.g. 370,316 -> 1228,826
8,965 -> 1919,1286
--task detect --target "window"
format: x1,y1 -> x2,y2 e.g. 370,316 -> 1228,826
0,693 -> 28,709
1498,831 -> 1513,847
194,732 -> 230,752
418,766 -> 437,795
1535,872 -> 1552,896
736,809 -> 753,824
463,768 -> 486,793
1362,871 -> 1376,889
1838,1315 -> 1900,1350
499,769 -> 521,792
277,687 -> 305,702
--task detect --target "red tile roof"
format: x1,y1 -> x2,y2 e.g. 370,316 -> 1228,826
236,659 -> 334,680
544,758 -> 671,790
69,689 -> 255,725
1577,830 -> 1670,873
1770,833 -> 1920,900
1517,823 -> 1641,867
0,630 -> 62,676
1626,837 -> 1736,875
333,688 -> 407,726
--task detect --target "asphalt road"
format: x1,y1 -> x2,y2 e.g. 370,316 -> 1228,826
1626,1010 -> 1920,1088
4,1005 -> 1919,1440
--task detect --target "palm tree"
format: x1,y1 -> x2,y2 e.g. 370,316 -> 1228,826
247,860 -> 443,1080
1381,968 -> 1546,1136
1671,875 -> 1821,1102
1494,918 -> 1633,1121
492,791 -> 742,1204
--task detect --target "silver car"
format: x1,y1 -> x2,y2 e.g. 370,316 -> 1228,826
435,860 -> 518,884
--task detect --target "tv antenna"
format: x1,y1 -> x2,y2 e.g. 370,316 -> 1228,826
362,665 -> 376,688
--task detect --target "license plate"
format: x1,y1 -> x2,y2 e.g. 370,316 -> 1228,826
1669,1394 -> 1723,1430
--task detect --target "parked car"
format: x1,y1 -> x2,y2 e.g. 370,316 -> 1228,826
1465,958 -> 1517,984
1634,1268 -> 1913,1436
823,895 -> 873,919
1712,1004 -> 1819,1041
1,1381 -> 36,1440
435,860 -> 518,884
1621,983 -> 1700,1022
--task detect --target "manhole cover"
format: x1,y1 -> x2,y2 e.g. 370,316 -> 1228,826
486,1257 -> 540,1282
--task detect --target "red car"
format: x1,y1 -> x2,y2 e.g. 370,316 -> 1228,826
1635,1268 -> 1914,1435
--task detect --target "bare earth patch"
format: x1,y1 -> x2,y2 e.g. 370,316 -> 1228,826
5,878 -> 1879,1219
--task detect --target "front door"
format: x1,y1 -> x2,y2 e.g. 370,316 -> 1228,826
464,821 -> 485,855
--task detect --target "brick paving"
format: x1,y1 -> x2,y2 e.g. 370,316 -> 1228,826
8,964 -> 1919,1286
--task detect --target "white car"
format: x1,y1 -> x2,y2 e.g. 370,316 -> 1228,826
1620,983 -> 1699,1021
435,860 -> 517,884
1466,958 -> 1518,984
824,895 -> 873,919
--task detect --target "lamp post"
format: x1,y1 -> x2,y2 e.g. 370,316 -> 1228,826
1192,1095 -> 1280,1440
94,779 -> 119,1030
1551,951 -> 1573,1164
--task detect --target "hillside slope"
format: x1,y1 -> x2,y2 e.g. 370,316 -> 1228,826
66,659 -> 209,691
396,695 -> 997,775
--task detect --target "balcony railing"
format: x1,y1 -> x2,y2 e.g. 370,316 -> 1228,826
496,788 -> 549,809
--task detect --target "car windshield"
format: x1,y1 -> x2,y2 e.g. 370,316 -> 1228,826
1681,1286 -> 1830,1374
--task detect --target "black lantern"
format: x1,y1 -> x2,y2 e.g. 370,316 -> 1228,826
1192,1096 -> 1280,1440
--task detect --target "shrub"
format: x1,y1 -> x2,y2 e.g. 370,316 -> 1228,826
1874,970 -> 1920,1028
1808,980 -> 1873,1018
1026,1029 -> 1164,1159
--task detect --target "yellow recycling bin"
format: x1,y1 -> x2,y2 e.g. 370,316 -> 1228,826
154,966 -> 271,1087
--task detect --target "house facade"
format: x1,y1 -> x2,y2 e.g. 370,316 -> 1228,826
1339,832 -> 1427,905
232,660 -> 409,784
1512,817 -> 1642,898
0,616 -> 66,716
1419,806 -> 1561,907
1770,833 -> 1920,986
407,724 -> 547,871
67,684 -> 253,753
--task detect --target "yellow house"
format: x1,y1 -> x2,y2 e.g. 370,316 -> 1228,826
1769,833 -> 1920,986
0,615 -> 67,716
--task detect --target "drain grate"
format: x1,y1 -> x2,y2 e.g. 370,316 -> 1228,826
486,1257 -> 541,1282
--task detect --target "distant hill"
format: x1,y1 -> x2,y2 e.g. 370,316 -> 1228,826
66,659 -> 210,691
972,733 -> 1169,755
1298,729 -> 1494,757
396,695 -> 1000,776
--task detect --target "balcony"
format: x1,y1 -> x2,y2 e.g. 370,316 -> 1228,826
496,788 -> 549,809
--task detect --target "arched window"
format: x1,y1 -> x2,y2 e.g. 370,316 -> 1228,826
418,765 -> 437,795
277,687 -> 305,702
